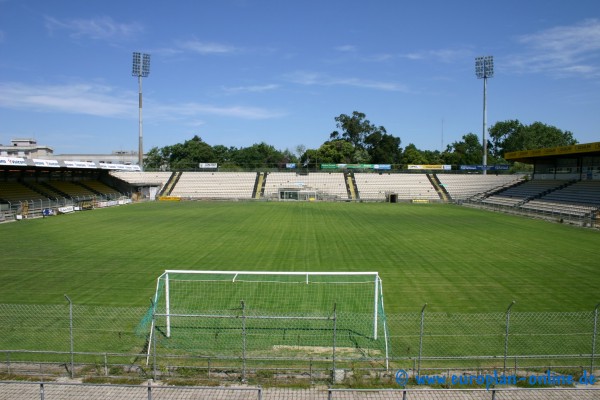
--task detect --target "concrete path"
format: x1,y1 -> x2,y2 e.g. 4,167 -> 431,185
1,381 -> 599,399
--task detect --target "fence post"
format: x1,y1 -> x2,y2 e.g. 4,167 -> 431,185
241,300 -> 247,383
332,303 -> 337,383
147,380 -> 152,400
503,301 -> 515,374
64,295 -> 74,379
417,303 -> 427,377
152,311 -> 157,381
591,302 -> 600,373
39,382 -> 44,400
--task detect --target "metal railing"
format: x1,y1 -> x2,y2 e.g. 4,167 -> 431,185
0,194 -> 134,222
328,387 -> 600,400
1,381 -> 599,400
0,381 -> 262,400
463,200 -> 598,228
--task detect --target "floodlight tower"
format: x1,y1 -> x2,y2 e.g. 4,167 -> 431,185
132,52 -> 151,170
475,55 -> 493,175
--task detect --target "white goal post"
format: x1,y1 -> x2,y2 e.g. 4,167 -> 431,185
145,269 -> 390,370
152,270 -> 386,339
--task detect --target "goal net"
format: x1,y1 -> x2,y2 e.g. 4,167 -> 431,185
145,270 -> 389,363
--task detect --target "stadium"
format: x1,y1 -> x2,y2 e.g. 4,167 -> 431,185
0,142 -> 599,398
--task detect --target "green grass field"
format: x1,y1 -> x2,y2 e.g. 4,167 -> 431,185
1,201 -> 599,314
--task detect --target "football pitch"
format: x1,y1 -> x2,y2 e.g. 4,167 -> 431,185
0,201 -> 598,314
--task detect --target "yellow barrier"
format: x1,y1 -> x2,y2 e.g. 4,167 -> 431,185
159,196 -> 181,201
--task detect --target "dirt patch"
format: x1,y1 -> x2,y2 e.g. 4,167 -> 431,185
272,345 -> 381,356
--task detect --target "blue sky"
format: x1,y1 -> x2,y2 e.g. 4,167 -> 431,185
1,0 -> 599,156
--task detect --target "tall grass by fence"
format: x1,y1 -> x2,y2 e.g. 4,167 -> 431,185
0,302 -> 598,381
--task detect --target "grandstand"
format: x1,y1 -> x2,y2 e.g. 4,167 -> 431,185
484,179 -> 600,219
170,171 -> 258,199
481,180 -> 568,207
0,159 -> 138,219
264,172 -> 349,200
81,180 -> 123,198
110,171 -> 171,186
534,179 -> 600,207
476,141 -> 600,222
1,141 -> 600,226
436,173 -> 525,200
0,181 -> 52,204
354,172 -> 439,201
2,165 -> 599,225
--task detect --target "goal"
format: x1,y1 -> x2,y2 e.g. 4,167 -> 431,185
145,270 -> 389,363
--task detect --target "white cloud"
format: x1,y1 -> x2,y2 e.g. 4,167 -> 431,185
285,71 -> 409,92
0,81 -> 284,121
286,71 -> 321,86
510,19 -> 600,77
44,16 -> 143,41
177,39 -> 237,54
222,84 -> 280,93
149,40 -> 238,58
402,48 -> 472,63
0,82 -> 134,117
156,102 -> 285,120
334,77 -> 408,91
362,53 -> 394,62
330,45 -> 393,63
335,45 -> 357,52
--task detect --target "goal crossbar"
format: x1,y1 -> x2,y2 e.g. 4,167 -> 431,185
161,270 -> 379,279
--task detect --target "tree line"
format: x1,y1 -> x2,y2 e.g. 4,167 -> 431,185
144,111 -> 577,171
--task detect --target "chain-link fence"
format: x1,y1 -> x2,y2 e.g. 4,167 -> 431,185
386,304 -> 599,376
0,302 -> 598,382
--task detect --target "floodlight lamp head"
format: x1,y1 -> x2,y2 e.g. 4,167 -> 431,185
132,52 -> 151,77
475,55 -> 494,79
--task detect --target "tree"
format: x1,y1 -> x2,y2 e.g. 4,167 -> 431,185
167,135 -> 215,170
445,133 -> 483,166
489,119 -> 577,158
231,142 -> 284,169
329,111 -> 387,151
315,140 -> 356,163
364,131 -> 402,164
295,144 -> 306,161
421,149 -> 444,165
212,145 -> 235,164
301,148 -> 319,169
488,120 -> 523,158
144,146 -> 168,170
401,143 -> 428,165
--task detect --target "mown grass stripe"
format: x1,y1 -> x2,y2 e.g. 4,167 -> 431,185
0,201 -> 598,313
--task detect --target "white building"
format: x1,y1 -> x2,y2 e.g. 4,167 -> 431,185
51,150 -> 139,165
0,138 -> 53,158
0,138 -> 140,165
